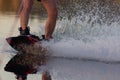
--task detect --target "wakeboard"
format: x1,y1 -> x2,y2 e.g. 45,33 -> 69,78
4,52 -> 46,80
5,35 -> 49,80
6,35 -> 40,51
4,52 -> 46,75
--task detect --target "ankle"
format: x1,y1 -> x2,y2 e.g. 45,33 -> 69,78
42,35 -> 53,41
45,34 -> 53,39
19,26 -> 30,35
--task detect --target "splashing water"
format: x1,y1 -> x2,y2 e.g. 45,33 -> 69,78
1,0 -> 120,80
39,0 -> 120,62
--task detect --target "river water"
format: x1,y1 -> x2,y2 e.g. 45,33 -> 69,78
1,0 -> 120,80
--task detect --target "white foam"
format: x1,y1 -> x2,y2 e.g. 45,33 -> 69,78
47,35 -> 120,62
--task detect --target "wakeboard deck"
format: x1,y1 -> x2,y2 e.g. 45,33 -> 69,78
6,35 -> 40,51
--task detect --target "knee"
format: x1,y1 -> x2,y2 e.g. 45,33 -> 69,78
49,9 -> 58,19
23,3 -> 32,12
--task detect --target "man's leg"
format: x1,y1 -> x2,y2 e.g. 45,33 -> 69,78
20,0 -> 34,30
42,0 -> 58,40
